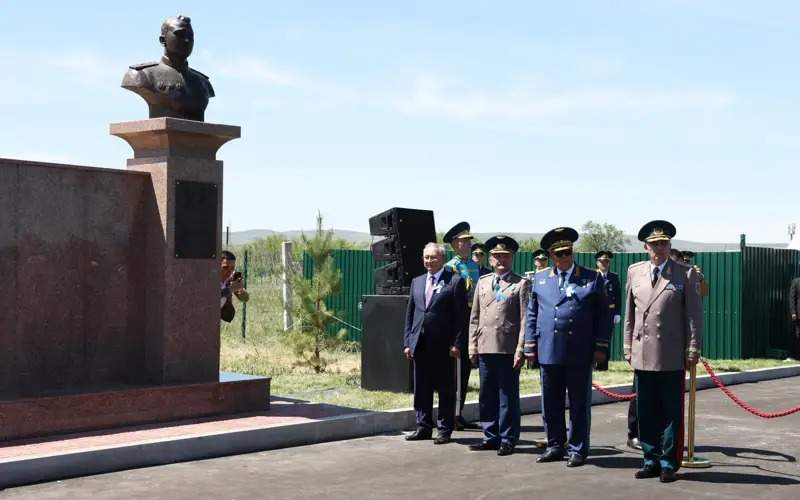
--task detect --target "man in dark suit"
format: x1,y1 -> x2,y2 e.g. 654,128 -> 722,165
404,243 -> 467,444
790,277 -> 800,360
523,227 -> 611,467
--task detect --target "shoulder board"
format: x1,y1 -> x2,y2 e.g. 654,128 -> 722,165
629,261 -> 648,270
479,273 -> 494,280
129,61 -> 159,70
190,68 -> 210,79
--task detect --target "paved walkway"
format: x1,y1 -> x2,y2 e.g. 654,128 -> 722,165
2,378 -> 799,499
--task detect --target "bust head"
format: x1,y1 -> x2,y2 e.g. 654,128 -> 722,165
160,15 -> 194,62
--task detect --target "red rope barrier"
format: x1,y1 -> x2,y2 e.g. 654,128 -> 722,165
592,383 -> 636,401
700,358 -> 800,418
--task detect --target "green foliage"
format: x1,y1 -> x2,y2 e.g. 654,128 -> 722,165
518,238 -> 542,253
576,220 -> 628,253
286,213 -> 348,373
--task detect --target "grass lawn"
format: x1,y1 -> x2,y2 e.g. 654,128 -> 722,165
221,290 -> 795,411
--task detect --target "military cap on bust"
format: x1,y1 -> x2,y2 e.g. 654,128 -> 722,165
471,242 -> 486,253
443,221 -> 473,244
595,250 -> 614,260
540,227 -> 579,253
485,235 -> 519,254
637,220 -> 676,242
532,248 -> 548,259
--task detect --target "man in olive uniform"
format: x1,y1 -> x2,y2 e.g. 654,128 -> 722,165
468,236 -> 529,455
443,222 -> 481,430
122,15 -> 215,121
789,277 -> 800,360
681,251 -> 710,298
624,220 -> 703,483
471,243 -> 493,276
524,228 -> 611,467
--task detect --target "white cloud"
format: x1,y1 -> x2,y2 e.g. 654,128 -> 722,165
393,74 -> 736,120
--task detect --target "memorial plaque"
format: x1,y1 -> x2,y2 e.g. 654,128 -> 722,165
174,180 -> 217,259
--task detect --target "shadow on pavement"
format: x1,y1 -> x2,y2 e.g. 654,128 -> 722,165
681,471 -> 800,485
695,445 -> 796,463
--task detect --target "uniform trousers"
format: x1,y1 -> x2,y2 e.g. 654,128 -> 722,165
540,363 -> 593,457
627,377 -> 638,439
635,369 -> 685,472
478,354 -> 520,446
793,320 -> 800,359
458,309 -> 472,413
413,341 -> 455,434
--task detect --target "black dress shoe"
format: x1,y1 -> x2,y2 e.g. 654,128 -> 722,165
566,454 -> 586,467
497,443 -> 514,456
405,429 -> 432,441
659,470 -> 677,483
433,434 -> 451,445
536,448 -> 564,463
627,437 -> 642,450
634,464 -> 661,479
469,441 -> 499,451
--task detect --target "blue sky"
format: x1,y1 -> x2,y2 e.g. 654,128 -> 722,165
1,1 -> 798,243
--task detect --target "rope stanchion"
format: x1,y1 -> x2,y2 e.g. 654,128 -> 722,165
700,358 -> 800,418
591,383 -> 636,401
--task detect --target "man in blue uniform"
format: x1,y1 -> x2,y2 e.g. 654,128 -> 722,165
443,222 -> 482,430
525,249 -> 550,279
523,227 -> 611,467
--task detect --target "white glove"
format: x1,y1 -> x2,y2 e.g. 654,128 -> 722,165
613,315 -> 621,325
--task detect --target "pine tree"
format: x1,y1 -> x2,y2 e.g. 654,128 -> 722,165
286,212 -> 347,373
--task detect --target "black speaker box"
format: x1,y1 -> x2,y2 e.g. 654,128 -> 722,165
368,208 -> 436,293
361,295 -> 413,392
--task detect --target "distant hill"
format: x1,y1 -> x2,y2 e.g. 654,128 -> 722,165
225,229 -> 788,252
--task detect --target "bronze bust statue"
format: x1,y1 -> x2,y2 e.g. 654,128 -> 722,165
122,15 -> 214,121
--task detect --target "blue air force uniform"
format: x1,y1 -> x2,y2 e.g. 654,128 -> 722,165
523,227 -> 611,464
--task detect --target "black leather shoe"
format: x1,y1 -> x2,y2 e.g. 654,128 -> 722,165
405,429 -> 432,441
627,437 -> 642,450
536,448 -> 564,463
566,454 -> 586,467
469,441 -> 499,451
634,464 -> 661,479
659,470 -> 677,483
456,417 -> 481,430
497,443 -> 514,456
433,433 -> 451,445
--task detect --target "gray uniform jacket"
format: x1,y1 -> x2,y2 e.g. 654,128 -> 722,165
469,272 -> 530,355
623,259 -> 704,371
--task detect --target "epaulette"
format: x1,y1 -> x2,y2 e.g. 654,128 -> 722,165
479,273 -> 494,280
628,261 -> 648,270
190,67 -> 210,79
129,61 -> 159,70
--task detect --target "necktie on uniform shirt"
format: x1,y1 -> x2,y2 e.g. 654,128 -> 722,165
425,274 -> 436,307
652,267 -> 660,287
559,271 -> 568,290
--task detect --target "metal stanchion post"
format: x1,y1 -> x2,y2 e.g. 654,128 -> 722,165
682,362 -> 711,468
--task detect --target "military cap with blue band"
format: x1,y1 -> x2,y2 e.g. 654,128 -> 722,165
637,220 -> 676,242
443,221 -> 473,244
533,248 -> 548,259
485,235 -> 519,254
541,227 -> 579,253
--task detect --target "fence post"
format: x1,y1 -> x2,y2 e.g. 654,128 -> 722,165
241,249 -> 249,339
282,241 -> 293,331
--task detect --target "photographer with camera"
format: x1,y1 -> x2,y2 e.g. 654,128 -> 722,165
220,250 -> 249,322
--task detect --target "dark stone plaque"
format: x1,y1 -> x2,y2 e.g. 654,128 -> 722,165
174,180 -> 217,259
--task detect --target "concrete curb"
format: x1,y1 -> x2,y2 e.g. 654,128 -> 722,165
2,364 -> 799,489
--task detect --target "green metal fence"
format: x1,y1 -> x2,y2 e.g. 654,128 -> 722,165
302,248 -> 784,360
742,246 -> 800,358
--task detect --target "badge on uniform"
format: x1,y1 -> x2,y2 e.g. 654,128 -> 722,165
434,281 -> 445,294
566,284 -> 576,297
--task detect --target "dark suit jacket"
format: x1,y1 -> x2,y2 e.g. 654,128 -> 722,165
602,271 -> 622,317
404,268 -> 467,356
790,278 -> 800,319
